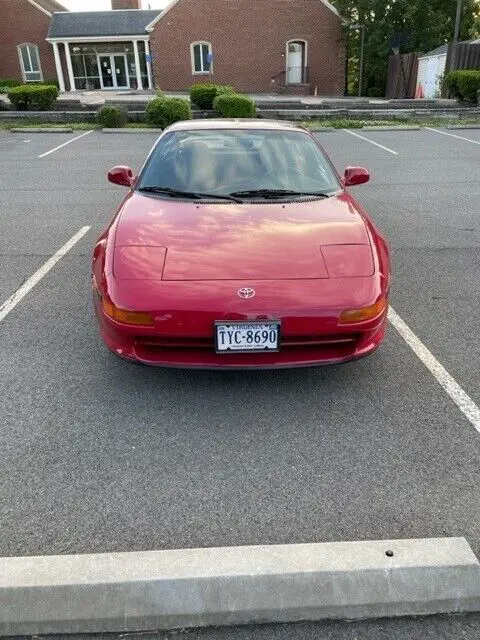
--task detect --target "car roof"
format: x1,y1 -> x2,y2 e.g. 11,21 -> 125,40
166,119 -> 308,133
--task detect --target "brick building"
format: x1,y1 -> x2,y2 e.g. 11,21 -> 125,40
150,0 -> 346,95
1,0 -> 346,96
0,0 -> 66,84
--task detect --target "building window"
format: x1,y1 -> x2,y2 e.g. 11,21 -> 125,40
18,44 -> 43,82
191,42 -> 211,74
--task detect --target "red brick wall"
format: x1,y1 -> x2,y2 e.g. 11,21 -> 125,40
0,0 -> 57,82
150,0 -> 345,95
111,0 -> 141,9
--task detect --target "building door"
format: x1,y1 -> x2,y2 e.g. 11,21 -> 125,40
98,54 -> 129,90
112,54 -> 129,89
287,41 -> 305,84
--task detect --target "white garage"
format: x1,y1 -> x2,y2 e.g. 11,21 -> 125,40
416,44 -> 448,98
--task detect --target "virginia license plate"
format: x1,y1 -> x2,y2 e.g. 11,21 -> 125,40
215,321 -> 280,353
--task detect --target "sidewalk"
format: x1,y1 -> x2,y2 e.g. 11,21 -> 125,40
48,90 -> 459,107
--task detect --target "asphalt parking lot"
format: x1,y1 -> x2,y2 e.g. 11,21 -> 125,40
1,126 -> 479,639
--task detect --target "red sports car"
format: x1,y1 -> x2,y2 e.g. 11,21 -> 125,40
92,119 -> 390,368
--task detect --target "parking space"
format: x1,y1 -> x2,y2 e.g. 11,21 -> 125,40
0,128 -> 479,636
314,129 -> 480,407
0,131 -> 159,298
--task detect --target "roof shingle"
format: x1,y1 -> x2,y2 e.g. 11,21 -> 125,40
48,9 -> 161,38
419,44 -> 448,58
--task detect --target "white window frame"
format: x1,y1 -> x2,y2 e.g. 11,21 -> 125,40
18,43 -> 43,82
190,42 -> 212,75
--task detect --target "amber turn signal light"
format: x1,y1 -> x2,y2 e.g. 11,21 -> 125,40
101,297 -> 154,326
339,298 -> 387,324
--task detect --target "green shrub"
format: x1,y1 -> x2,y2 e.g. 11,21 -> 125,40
189,83 -> 217,109
443,71 -> 463,99
7,84 -> 59,110
213,93 -> 256,118
189,83 -> 235,109
146,97 -> 191,128
456,70 -> 480,103
366,87 -> 383,97
215,84 -> 234,96
97,105 -> 127,128
444,70 -> 480,102
0,78 -> 21,90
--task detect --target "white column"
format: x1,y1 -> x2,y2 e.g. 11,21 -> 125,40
52,42 -> 65,93
64,42 -> 76,92
133,40 -> 143,90
144,39 -> 153,90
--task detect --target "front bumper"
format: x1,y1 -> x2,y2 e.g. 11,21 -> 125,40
94,295 -> 387,369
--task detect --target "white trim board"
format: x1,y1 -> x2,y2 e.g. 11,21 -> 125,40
155,0 -> 343,25
47,36 -> 150,43
26,0 -> 51,17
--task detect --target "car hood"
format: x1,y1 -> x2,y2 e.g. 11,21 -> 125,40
113,192 -> 373,281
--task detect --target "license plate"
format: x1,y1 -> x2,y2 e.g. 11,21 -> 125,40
215,321 -> 280,353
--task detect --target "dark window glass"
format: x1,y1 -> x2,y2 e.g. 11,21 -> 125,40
84,54 -> 98,77
193,45 -> 201,72
137,129 -> 340,196
202,44 -> 211,72
71,54 -> 86,78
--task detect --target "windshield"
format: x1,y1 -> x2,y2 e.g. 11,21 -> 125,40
136,129 -> 341,198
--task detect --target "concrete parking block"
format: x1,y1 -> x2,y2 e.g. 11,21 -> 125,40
10,127 -> 74,133
362,126 -> 421,131
101,128 -> 163,133
1,538 -> 479,636
446,124 -> 480,129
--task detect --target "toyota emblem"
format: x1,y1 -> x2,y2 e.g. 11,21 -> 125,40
237,287 -> 255,299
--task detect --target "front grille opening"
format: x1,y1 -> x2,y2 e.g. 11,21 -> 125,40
134,334 -> 358,351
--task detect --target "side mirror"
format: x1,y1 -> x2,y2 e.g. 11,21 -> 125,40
108,165 -> 135,187
343,166 -> 370,187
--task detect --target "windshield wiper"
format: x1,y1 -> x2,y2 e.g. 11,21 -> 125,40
138,186 -> 242,203
229,188 -> 330,200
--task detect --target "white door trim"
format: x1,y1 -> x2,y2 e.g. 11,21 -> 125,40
113,53 -> 130,89
98,53 -> 130,90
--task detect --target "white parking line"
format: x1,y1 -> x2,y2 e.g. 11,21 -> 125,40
342,129 -> 398,155
425,127 -> 480,145
0,226 -> 90,323
388,306 -> 480,435
38,130 -> 94,158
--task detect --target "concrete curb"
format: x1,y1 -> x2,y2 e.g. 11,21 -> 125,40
10,127 -> 74,133
1,538 -> 479,635
101,127 -> 163,133
446,124 -> 480,129
308,127 -> 335,132
362,125 -> 421,131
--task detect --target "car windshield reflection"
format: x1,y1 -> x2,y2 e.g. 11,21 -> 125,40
136,129 -> 340,199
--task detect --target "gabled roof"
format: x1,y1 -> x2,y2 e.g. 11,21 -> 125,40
27,0 -> 66,16
48,9 -> 161,39
419,44 -> 448,58
158,0 -> 343,22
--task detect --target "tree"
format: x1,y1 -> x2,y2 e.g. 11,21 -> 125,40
332,0 -> 480,94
